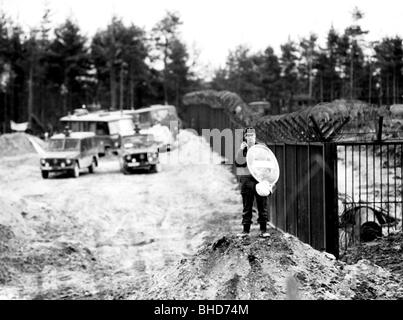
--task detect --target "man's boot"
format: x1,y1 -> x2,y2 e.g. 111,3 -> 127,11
237,224 -> 250,238
259,222 -> 270,238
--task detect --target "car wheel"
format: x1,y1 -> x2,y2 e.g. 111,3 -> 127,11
120,162 -> 130,175
41,171 -> 49,179
121,166 -> 130,175
72,162 -> 80,178
151,164 -> 162,173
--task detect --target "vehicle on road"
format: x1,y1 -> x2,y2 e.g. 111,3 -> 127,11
119,133 -> 161,174
60,109 -> 135,156
131,105 -> 181,136
40,131 -> 99,179
120,105 -> 180,142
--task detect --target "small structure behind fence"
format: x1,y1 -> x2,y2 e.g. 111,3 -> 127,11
337,141 -> 402,254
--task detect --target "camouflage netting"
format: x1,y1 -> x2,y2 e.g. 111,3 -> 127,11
183,91 -> 398,142
183,90 -> 256,127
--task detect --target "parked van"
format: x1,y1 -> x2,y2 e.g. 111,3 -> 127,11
40,131 -> 99,179
60,109 -> 135,155
122,105 -> 181,138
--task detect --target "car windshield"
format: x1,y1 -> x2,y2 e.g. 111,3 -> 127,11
48,139 -> 80,151
122,135 -> 157,148
109,119 -> 135,135
151,109 -> 169,122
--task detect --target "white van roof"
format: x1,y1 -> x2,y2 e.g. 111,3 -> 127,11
132,105 -> 176,113
60,111 -> 133,122
51,132 -> 95,139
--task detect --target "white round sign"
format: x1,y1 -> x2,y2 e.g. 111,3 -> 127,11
246,144 -> 280,186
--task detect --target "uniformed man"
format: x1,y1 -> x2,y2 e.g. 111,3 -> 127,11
235,127 -> 270,238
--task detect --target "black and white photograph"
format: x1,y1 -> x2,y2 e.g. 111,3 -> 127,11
0,0 -> 403,304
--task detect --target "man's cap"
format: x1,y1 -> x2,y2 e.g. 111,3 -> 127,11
243,127 -> 256,136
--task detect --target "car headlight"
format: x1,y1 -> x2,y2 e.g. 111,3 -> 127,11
114,142 -> 119,147
61,162 -> 66,168
66,159 -> 72,165
40,159 -> 46,165
125,155 -> 132,161
139,154 -> 145,160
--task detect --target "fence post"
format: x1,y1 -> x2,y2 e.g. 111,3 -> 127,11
324,142 -> 339,258
377,116 -> 384,142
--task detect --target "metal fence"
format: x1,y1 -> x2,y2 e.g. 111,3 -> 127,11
183,102 -> 403,258
183,103 -> 340,258
266,142 -> 339,257
337,141 -> 403,254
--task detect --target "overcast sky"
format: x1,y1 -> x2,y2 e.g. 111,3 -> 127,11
1,0 -> 403,77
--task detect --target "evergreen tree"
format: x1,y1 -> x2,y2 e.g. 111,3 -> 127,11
374,37 -> 403,105
280,39 -> 299,112
299,33 -> 318,99
91,17 -> 150,109
259,46 -> 281,112
152,11 -> 184,105
46,19 -> 92,114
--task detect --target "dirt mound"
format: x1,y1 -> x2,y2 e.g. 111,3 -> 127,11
136,229 -> 403,300
0,224 -> 19,286
0,133 -> 46,157
341,232 -> 403,277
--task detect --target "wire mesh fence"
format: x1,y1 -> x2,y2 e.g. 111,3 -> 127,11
337,141 -> 403,254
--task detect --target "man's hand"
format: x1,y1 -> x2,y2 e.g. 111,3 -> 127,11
240,142 -> 248,150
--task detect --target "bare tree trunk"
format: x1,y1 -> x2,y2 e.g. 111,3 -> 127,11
10,76 -> 14,123
40,83 -> 45,126
110,65 -> 117,110
129,66 -> 134,109
368,64 -> 372,104
119,63 -> 124,111
62,95 -> 67,115
330,54 -> 334,101
287,92 -> 292,113
386,75 -> 390,105
320,75 -> 324,102
308,57 -> 313,98
28,64 -> 34,130
393,66 -> 396,104
3,92 -> 7,133
163,39 -> 169,105
350,50 -> 354,100
175,79 -> 179,108
378,75 -> 383,106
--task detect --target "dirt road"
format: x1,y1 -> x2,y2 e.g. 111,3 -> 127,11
0,132 -> 241,299
2,132 -> 402,300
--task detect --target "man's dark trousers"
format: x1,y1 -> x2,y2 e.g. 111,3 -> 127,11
240,175 -> 268,226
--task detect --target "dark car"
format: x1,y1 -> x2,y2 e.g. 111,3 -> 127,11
40,132 -> 99,179
119,134 -> 161,174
